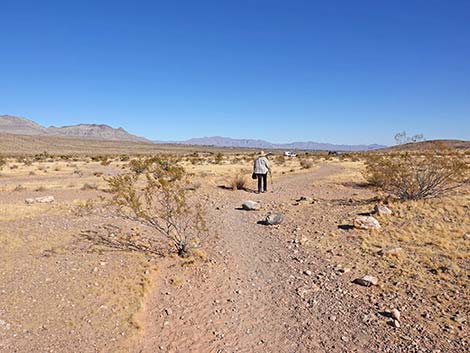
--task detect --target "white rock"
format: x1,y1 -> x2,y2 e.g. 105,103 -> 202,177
353,216 -> 381,230
391,308 -> 401,321
354,275 -> 379,287
242,201 -> 260,211
378,246 -> 403,257
264,213 -> 284,225
0,319 -> 11,330
374,204 -> 392,216
25,196 -> 55,204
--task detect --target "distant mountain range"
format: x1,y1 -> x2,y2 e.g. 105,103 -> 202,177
1,115 -> 386,150
0,115 -> 150,143
156,136 -> 386,151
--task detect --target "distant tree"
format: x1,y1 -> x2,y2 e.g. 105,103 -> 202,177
394,131 -> 425,145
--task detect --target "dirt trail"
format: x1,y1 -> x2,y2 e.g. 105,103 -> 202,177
129,165 -> 391,353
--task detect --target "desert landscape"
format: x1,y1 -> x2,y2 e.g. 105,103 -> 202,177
2,2 -> 470,352
0,126 -> 468,352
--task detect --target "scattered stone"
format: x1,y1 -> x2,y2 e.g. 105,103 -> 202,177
0,319 -> 11,330
374,204 -> 392,216
451,312 -> 466,324
25,195 -> 55,204
303,270 -> 312,276
391,308 -> 401,321
165,308 -> 173,316
354,275 -> 379,287
378,246 -> 403,257
263,213 -> 284,225
341,335 -> 349,342
353,216 -> 381,230
336,266 -> 351,274
242,201 -> 260,211
392,319 -> 400,328
296,285 -> 319,300
463,233 -> 470,240
296,196 -> 315,203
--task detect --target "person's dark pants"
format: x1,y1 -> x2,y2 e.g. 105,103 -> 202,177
256,173 -> 268,193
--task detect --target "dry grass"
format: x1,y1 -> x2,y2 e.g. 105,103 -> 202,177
231,173 -> 248,190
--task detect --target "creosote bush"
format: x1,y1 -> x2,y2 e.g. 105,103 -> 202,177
363,150 -> 469,200
107,158 -> 207,256
0,156 -> 6,170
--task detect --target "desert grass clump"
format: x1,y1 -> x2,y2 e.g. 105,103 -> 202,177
231,173 -> 247,190
214,152 -> 224,164
275,155 -> 286,165
300,159 -> 314,169
107,158 -> 208,257
363,150 -> 469,200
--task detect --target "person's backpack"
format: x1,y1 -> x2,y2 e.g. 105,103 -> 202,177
252,173 -> 257,180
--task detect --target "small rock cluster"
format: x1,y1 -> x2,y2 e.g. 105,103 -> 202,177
25,195 -> 55,204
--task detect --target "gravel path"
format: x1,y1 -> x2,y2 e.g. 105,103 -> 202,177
130,165 -> 388,352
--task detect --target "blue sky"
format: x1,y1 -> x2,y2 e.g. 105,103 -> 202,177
1,0 -> 469,145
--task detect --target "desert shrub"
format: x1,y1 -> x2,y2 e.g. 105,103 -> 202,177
363,151 -> 469,200
35,186 -> 47,192
128,156 -> 162,174
120,154 -> 130,162
107,158 -> 208,256
73,199 -> 95,216
231,173 -> 247,190
14,184 -> 26,191
34,151 -> 51,161
275,155 -> 286,165
300,159 -> 314,169
214,152 -> 224,164
17,157 -> 33,166
0,156 -> 6,170
10,164 -> 19,170
189,156 -> 204,165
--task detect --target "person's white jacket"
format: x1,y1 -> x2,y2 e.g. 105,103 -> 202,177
253,156 -> 270,174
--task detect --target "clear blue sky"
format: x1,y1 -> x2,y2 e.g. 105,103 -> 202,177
1,0 -> 469,145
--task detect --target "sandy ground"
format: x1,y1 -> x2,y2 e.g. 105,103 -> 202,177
0,159 -> 468,353
128,164 -> 468,353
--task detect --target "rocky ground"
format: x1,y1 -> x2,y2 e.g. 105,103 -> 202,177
0,159 -> 467,353
128,164 -> 468,353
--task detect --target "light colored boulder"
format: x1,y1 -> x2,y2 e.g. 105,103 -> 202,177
242,201 -> 259,211
354,275 -> 379,287
374,204 -> 392,216
264,213 -> 284,225
353,216 -> 381,230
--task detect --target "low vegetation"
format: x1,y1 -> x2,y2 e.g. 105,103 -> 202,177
231,173 -> 247,190
364,150 -> 469,200
107,157 -> 208,256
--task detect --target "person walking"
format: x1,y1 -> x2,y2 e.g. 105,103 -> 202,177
253,151 -> 271,193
